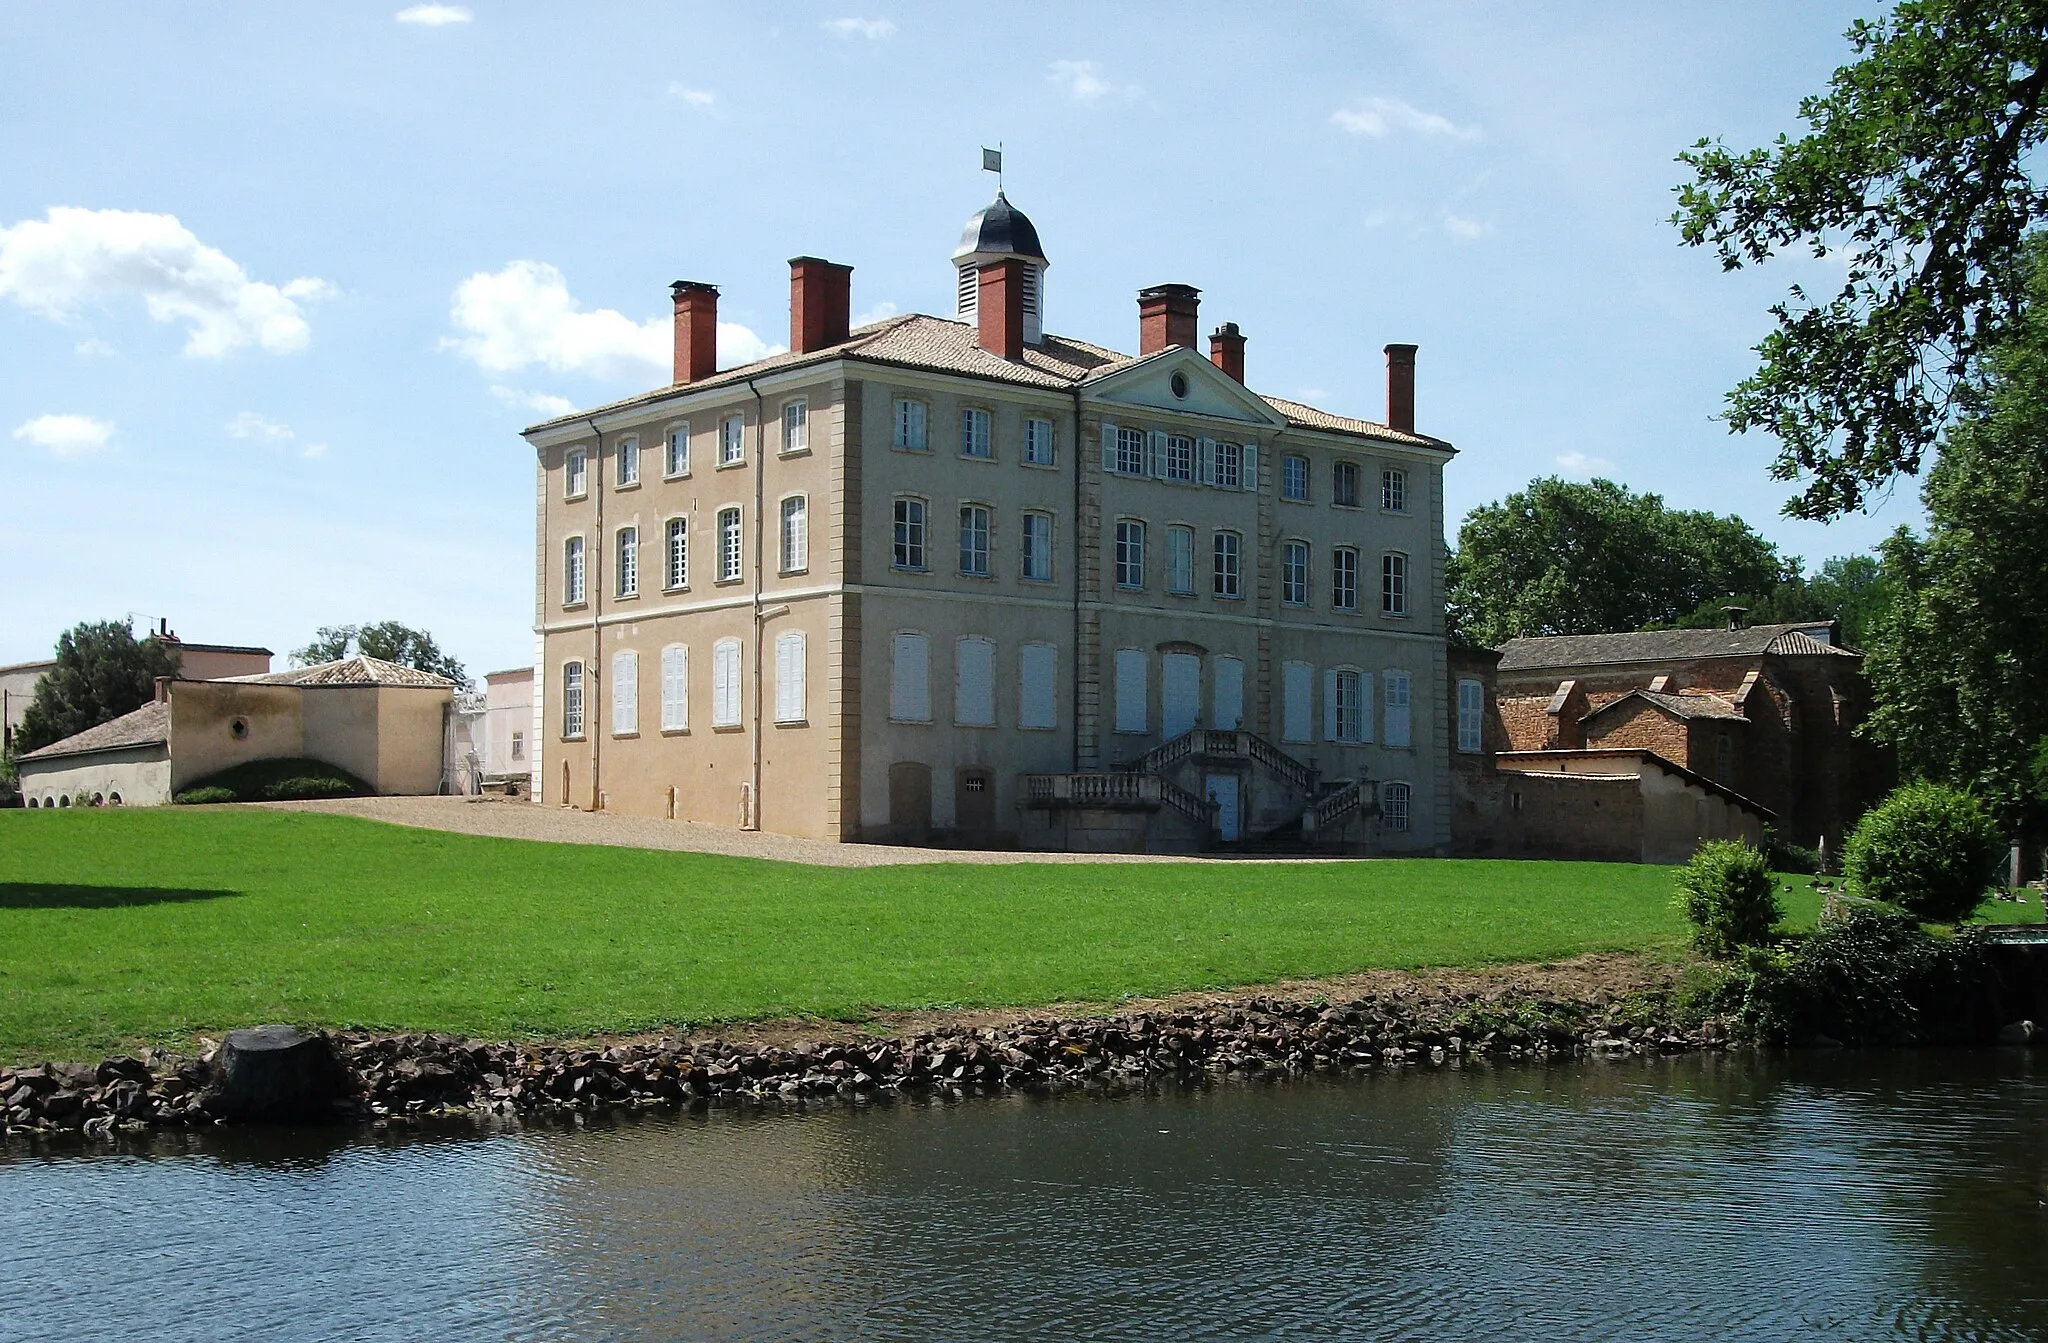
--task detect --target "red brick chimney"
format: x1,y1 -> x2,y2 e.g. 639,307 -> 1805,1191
976,258 -> 1026,360
670,281 -> 719,383
1138,284 -> 1201,355
1385,343 -> 1417,434
1209,322 -> 1245,383
788,256 -> 853,354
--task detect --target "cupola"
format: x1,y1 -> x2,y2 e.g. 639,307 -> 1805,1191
953,190 -> 1049,346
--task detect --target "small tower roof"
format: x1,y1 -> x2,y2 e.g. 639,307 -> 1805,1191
953,190 -> 1047,263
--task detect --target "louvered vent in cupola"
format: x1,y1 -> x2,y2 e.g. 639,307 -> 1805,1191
957,264 -> 979,320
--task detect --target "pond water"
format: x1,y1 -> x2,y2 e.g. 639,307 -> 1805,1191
2,1050 -> 2046,1341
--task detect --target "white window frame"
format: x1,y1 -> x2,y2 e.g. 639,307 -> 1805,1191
1282,540 -> 1309,607
1024,416 -> 1055,466
664,517 -> 688,591
775,630 -> 807,725
960,406 -> 992,459
611,649 -> 639,736
664,423 -> 690,478
1282,453 -> 1310,502
564,535 -> 587,606
1457,677 -> 1484,754
1115,425 -> 1146,476
1018,641 -> 1058,730
893,496 -> 928,571
616,436 -> 640,488
661,644 -> 689,732
712,637 -> 742,728
782,399 -> 808,455
1332,668 -> 1363,744
562,661 -> 585,739
890,631 -> 931,722
954,635 -> 995,727
1382,551 -> 1409,617
780,495 -> 809,574
1021,511 -> 1054,582
1165,434 -> 1194,482
615,526 -> 638,599
958,503 -> 991,577
719,414 -> 745,467
1384,669 -> 1413,748
1333,460 -> 1360,508
1166,524 -> 1196,596
1382,781 -> 1412,831
1114,519 -> 1146,590
1382,468 -> 1408,513
565,448 -> 588,499
1213,530 -> 1242,600
1213,441 -> 1242,490
1333,546 -> 1359,612
894,398 -> 929,451
717,507 -> 742,583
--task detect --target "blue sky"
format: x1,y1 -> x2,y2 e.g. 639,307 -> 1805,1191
0,1 -> 1903,675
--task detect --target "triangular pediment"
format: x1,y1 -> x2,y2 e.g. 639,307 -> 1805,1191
1083,347 -> 1287,428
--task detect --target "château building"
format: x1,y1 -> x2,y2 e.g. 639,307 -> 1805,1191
522,189 -> 1459,851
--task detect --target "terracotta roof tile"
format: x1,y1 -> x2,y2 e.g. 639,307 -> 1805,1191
1497,622 -> 1856,671
18,701 -> 169,762
226,656 -> 455,688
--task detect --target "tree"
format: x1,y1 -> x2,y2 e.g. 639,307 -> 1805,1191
15,621 -> 182,755
1447,477 -> 1795,646
1674,0 -> 2048,520
293,621 -> 470,689
1672,552 -> 1894,648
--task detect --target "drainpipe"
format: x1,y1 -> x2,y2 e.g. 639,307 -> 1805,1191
1070,384 -> 1085,774
746,377 -> 767,829
586,416 -> 604,811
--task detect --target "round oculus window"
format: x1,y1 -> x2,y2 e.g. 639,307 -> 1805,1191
1170,372 -> 1190,399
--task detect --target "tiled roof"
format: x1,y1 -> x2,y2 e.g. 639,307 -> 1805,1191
1496,622 -> 1856,671
1590,690 -> 1747,723
227,656 -> 456,688
524,314 -> 1447,449
18,701 -> 169,762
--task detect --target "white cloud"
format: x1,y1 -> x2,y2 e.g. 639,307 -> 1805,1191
74,337 -> 114,357
491,385 -> 577,419
395,4 -> 472,25
226,411 -> 294,442
0,207 -> 333,357
298,442 -> 328,460
1555,451 -> 1616,478
1296,387 -> 1330,402
1443,213 -> 1493,240
1331,96 -> 1479,141
665,83 -> 715,107
852,300 -> 898,327
823,17 -> 895,39
14,413 -> 113,457
1048,59 -> 1139,104
445,260 -> 783,381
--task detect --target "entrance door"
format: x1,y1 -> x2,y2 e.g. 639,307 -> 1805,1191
1205,774 -> 1241,842
888,762 -> 932,842
954,766 -> 996,830
1162,652 -> 1201,740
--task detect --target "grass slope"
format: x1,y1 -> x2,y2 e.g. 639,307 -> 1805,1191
4,808 -> 1781,1062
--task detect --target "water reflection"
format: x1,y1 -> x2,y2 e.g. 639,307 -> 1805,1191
3,1055 -> 2045,1341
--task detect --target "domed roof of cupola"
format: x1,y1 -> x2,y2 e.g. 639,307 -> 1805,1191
953,190 -> 1047,263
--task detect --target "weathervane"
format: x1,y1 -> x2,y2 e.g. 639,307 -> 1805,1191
982,144 -> 1003,189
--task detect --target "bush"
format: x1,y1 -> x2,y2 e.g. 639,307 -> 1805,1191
1674,839 -> 1782,958
1760,826 -> 1822,875
171,757 -> 372,805
1842,781 -> 2005,923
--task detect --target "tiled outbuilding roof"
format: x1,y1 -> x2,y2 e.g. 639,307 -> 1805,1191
226,656 -> 455,688
17,701 -> 169,762
1496,622 -> 1857,672
524,314 -> 1447,449
1588,690 -> 1747,724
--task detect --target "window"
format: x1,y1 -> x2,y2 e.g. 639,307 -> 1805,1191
955,636 -> 995,726
1213,656 -> 1245,730
510,731 -> 525,761
1166,525 -> 1195,596
562,662 -> 585,738
664,425 -> 689,477
1333,461 -> 1360,507
893,497 -> 927,570
1113,648 -> 1148,733
661,645 -> 689,732
1282,541 -> 1309,606
1282,454 -> 1309,501
720,414 -> 744,466
1384,670 -> 1412,747
665,517 -> 688,590
1382,468 -> 1408,513
565,449 -> 588,498
1019,642 -> 1057,729
612,650 -> 639,735
1281,661 -> 1313,743
617,437 -> 640,487
1332,669 -> 1363,743
712,638 -> 741,727
1021,511 -> 1053,582
1213,441 -> 1242,489
564,536 -> 586,605
890,632 -> 930,721
960,407 -> 992,458
615,527 -> 638,598
1115,425 -> 1146,475
1114,519 -> 1146,589
775,631 -> 807,724
1165,434 -> 1194,482
894,399 -> 928,450
1333,547 -> 1359,612
1457,678 -> 1484,753
782,399 -> 808,454
959,505 -> 991,577
781,496 -> 808,573
1382,782 -> 1412,831
1382,552 -> 1409,617
1213,531 -> 1242,599
718,507 -> 742,582
1024,417 -> 1054,466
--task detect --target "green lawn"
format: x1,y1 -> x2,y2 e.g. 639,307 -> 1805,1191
0,808 -> 1842,1063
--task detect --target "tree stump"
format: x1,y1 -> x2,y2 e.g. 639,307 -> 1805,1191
214,1025 -> 355,1123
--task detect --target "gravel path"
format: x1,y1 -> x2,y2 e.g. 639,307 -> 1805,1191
268,795 -> 1328,867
